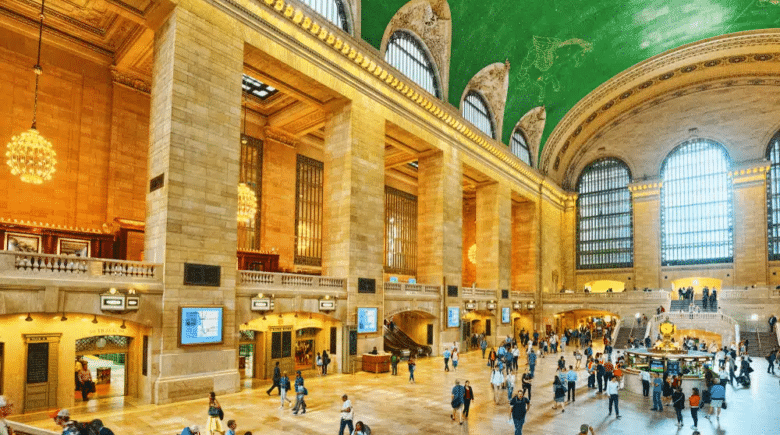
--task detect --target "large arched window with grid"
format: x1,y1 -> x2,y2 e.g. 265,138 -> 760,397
462,91 -> 495,139
661,139 -> 733,266
510,128 -> 531,165
298,0 -> 351,33
385,30 -> 441,98
766,131 -> 780,260
576,158 -> 633,269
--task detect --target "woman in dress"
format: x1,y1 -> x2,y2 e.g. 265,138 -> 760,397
552,376 -> 566,412
207,392 -> 224,435
315,352 -> 323,375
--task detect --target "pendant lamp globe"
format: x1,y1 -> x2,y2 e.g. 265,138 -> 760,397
6,0 -> 56,184
237,183 -> 258,223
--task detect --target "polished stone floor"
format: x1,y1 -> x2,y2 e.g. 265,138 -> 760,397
14,345 -> 780,434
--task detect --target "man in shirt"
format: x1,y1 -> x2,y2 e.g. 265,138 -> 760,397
566,366 -> 578,402
338,395 -> 354,435
0,396 -> 12,435
527,349 -> 537,378
706,383 -> 726,420
52,409 -> 79,435
578,424 -> 595,435
640,369 -> 651,397
651,372 -> 663,411
606,376 -> 621,419
267,361 -> 281,396
509,389 -> 530,435
443,347 -> 451,372
450,380 -> 465,424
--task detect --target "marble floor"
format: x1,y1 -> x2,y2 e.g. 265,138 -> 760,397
13,347 -> 780,435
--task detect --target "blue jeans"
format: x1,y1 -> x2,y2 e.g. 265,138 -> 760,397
652,391 -> 662,410
444,358 -> 450,371
513,417 -> 525,435
409,367 -> 415,381
609,394 -> 619,416
338,419 -> 353,435
507,385 -> 513,400
529,363 -> 535,377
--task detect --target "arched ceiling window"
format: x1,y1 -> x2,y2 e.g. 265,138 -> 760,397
576,158 -> 633,269
298,0 -> 351,33
385,30 -> 441,98
462,90 -> 495,139
766,131 -> 780,260
510,128 -> 531,166
661,138 -> 732,266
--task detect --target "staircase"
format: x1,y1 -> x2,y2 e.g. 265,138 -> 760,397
613,323 -> 635,348
670,299 -> 718,312
383,326 -> 432,357
749,330 -> 779,357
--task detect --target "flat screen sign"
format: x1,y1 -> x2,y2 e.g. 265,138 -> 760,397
180,307 -> 223,346
447,307 -> 460,328
357,307 -> 378,333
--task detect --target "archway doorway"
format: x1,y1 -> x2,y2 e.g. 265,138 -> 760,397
583,280 -> 625,293
384,310 -> 435,357
75,335 -> 131,401
553,309 -> 621,350
670,277 -> 722,297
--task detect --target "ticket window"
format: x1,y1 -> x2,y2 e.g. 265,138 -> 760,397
24,334 -> 61,412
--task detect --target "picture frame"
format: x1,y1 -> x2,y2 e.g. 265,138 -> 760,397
357,307 -> 378,334
179,306 -> 224,346
57,238 -> 91,257
5,232 -> 41,253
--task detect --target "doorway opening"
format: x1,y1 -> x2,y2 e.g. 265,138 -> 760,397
75,335 -> 130,400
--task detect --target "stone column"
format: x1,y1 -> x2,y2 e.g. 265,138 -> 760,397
417,148 -> 463,351
561,194 -> 577,290
145,4 -> 243,403
629,180 -> 662,290
476,182 -> 511,341
322,98 -> 385,356
731,161 -> 770,286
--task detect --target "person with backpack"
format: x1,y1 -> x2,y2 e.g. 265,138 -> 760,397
390,353 -> 399,376
689,388 -> 701,431
292,371 -> 307,415
316,352 -> 323,375
266,362 -> 281,396
450,379 -> 465,424
279,372 -> 292,408
51,409 -> 79,435
181,426 -> 201,435
322,350 -> 330,375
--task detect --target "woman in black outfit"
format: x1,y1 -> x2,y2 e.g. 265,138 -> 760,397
521,369 -> 533,400
463,380 -> 474,418
671,386 -> 686,428
662,373 -> 672,406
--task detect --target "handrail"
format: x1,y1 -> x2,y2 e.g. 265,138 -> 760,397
0,251 -> 161,280
238,270 -> 347,289
7,421 -> 59,435
461,287 -> 498,297
384,282 -> 441,295
543,290 -> 670,300
650,312 -> 739,326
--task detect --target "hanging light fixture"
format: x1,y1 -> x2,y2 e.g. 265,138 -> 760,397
237,182 -> 258,223
25,312 -> 33,322
60,311 -> 67,321
91,315 -> 98,324
6,0 -> 56,184
120,320 -> 126,329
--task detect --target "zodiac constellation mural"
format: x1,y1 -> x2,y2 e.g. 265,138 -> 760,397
516,36 -> 593,105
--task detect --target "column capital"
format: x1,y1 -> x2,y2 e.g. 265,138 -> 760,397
628,178 -> 662,199
729,159 -> 770,187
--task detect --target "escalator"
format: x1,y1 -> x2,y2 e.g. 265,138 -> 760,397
384,325 -> 432,357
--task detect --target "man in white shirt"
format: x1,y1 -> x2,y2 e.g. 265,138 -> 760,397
338,394 -> 354,435
640,369 -> 651,397
606,377 -> 621,419
0,396 -> 12,435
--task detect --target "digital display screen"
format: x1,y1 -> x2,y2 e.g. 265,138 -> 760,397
447,307 -> 460,328
180,307 -> 223,346
667,360 -> 680,375
650,360 -> 664,373
357,307 -> 378,333
502,307 -> 510,324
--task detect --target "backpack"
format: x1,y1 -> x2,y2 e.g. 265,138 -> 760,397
73,420 -> 100,435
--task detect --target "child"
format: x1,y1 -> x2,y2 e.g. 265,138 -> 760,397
226,420 -> 237,435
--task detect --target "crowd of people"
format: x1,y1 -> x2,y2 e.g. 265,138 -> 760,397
675,286 -> 718,310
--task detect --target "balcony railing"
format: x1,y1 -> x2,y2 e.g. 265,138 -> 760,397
384,282 -> 441,296
460,287 -> 498,299
543,290 -> 670,301
238,270 -> 347,292
8,421 -> 59,435
0,251 -> 161,282
510,290 -> 535,300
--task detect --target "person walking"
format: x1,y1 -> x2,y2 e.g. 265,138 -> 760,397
512,345 -> 520,371
491,366 -> 505,404
322,350 -> 330,375
450,380 -> 465,425
338,395 -> 353,434
640,369 -> 651,397
443,347 -> 451,372
651,372 -> 663,411
770,314 -> 777,332
566,365 -> 578,402
463,380 -> 475,418
481,338 -> 488,359
452,348 -> 460,372
689,387 -> 700,430
596,358 -> 605,394
292,372 -> 306,415
521,368 -> 532,401
408,356 -> 416,383
574,350 -> 583,370
488,348 -> 497,368
267,362 -> 281,396
671,386 -> 686,427
509,389 -> 530,435
77,361 -> 95,402
662,374 -> 672,406
767,349 -> 777,375
390,353 -> 399,376
506,370 -> 516,402
606,376 -> 621,419
552,376 -> 566,412
706,382 -> 726,420
279,372 -> 292,408
206,392 -> 224,435
527,349 -> 537,378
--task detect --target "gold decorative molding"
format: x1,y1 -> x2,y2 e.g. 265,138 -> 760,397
264,127 -> 298,148
110,66 -> 151,94
729,161 -> 771,185
628,181 -> 662,199
0,217 -> 110,234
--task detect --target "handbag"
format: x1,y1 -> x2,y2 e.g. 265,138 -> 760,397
721,401 -> 727,409
218,408 -> 224,420
208,406 -> 219,417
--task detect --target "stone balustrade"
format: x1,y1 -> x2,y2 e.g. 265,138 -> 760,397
510,291 -> 535,300
719,287 -> 780,300
8,421 -> 59,435
543,290 -> 670,302
645,312 -> 739,345
0,251 -> 162,286
238,270 -> 347,294
384,282 -> 441,296
460,287 -> 498,299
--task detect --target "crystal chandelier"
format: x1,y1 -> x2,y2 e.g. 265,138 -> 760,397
6,0 -> 56,184
237,183 -> 258,223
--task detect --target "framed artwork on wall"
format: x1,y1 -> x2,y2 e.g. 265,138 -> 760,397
5,232 -> 41,253
57,238 -> 90,257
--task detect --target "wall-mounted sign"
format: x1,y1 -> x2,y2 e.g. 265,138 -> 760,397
100,294 -> 126,311
357,307 -> 378,333
319,299 -> 336,311
179,306 -> 223,346
465,302 -> 477,311
447,307 -> 460,328
502,307 -> 510,324
250,297 -> 274,311
486,302 -> 497,310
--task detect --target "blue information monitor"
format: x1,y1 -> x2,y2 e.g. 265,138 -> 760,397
447,307 -> 460,328
357,307 -> 378,333
180,307 -> 223,346
502,307 -> 510,324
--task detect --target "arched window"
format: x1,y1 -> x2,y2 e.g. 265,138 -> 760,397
510,128 -> 531,165
298,0 -> 351,33
766,131 -> 780,260
462,91 -> 495,139
576,158 -> 633,269
385,30 -> 441,98
661,139 -> 732,265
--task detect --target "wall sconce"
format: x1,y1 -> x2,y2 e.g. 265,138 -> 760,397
92,315 -> 99,324
512,301 -> 522,310
100,288 -> 140,313
251,293 -> 275,312
465,301 -> 477,311
25,313 -> 33,322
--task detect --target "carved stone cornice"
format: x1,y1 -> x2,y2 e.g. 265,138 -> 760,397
729,160 -> 770,186
110,66 -> 151,94
628,180 -> 662,199
264,127 -> 298,148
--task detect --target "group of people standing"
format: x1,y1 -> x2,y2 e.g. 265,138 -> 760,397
676,286 -> 718,310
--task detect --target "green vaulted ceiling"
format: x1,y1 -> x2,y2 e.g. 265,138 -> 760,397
361,0 -> 780,160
